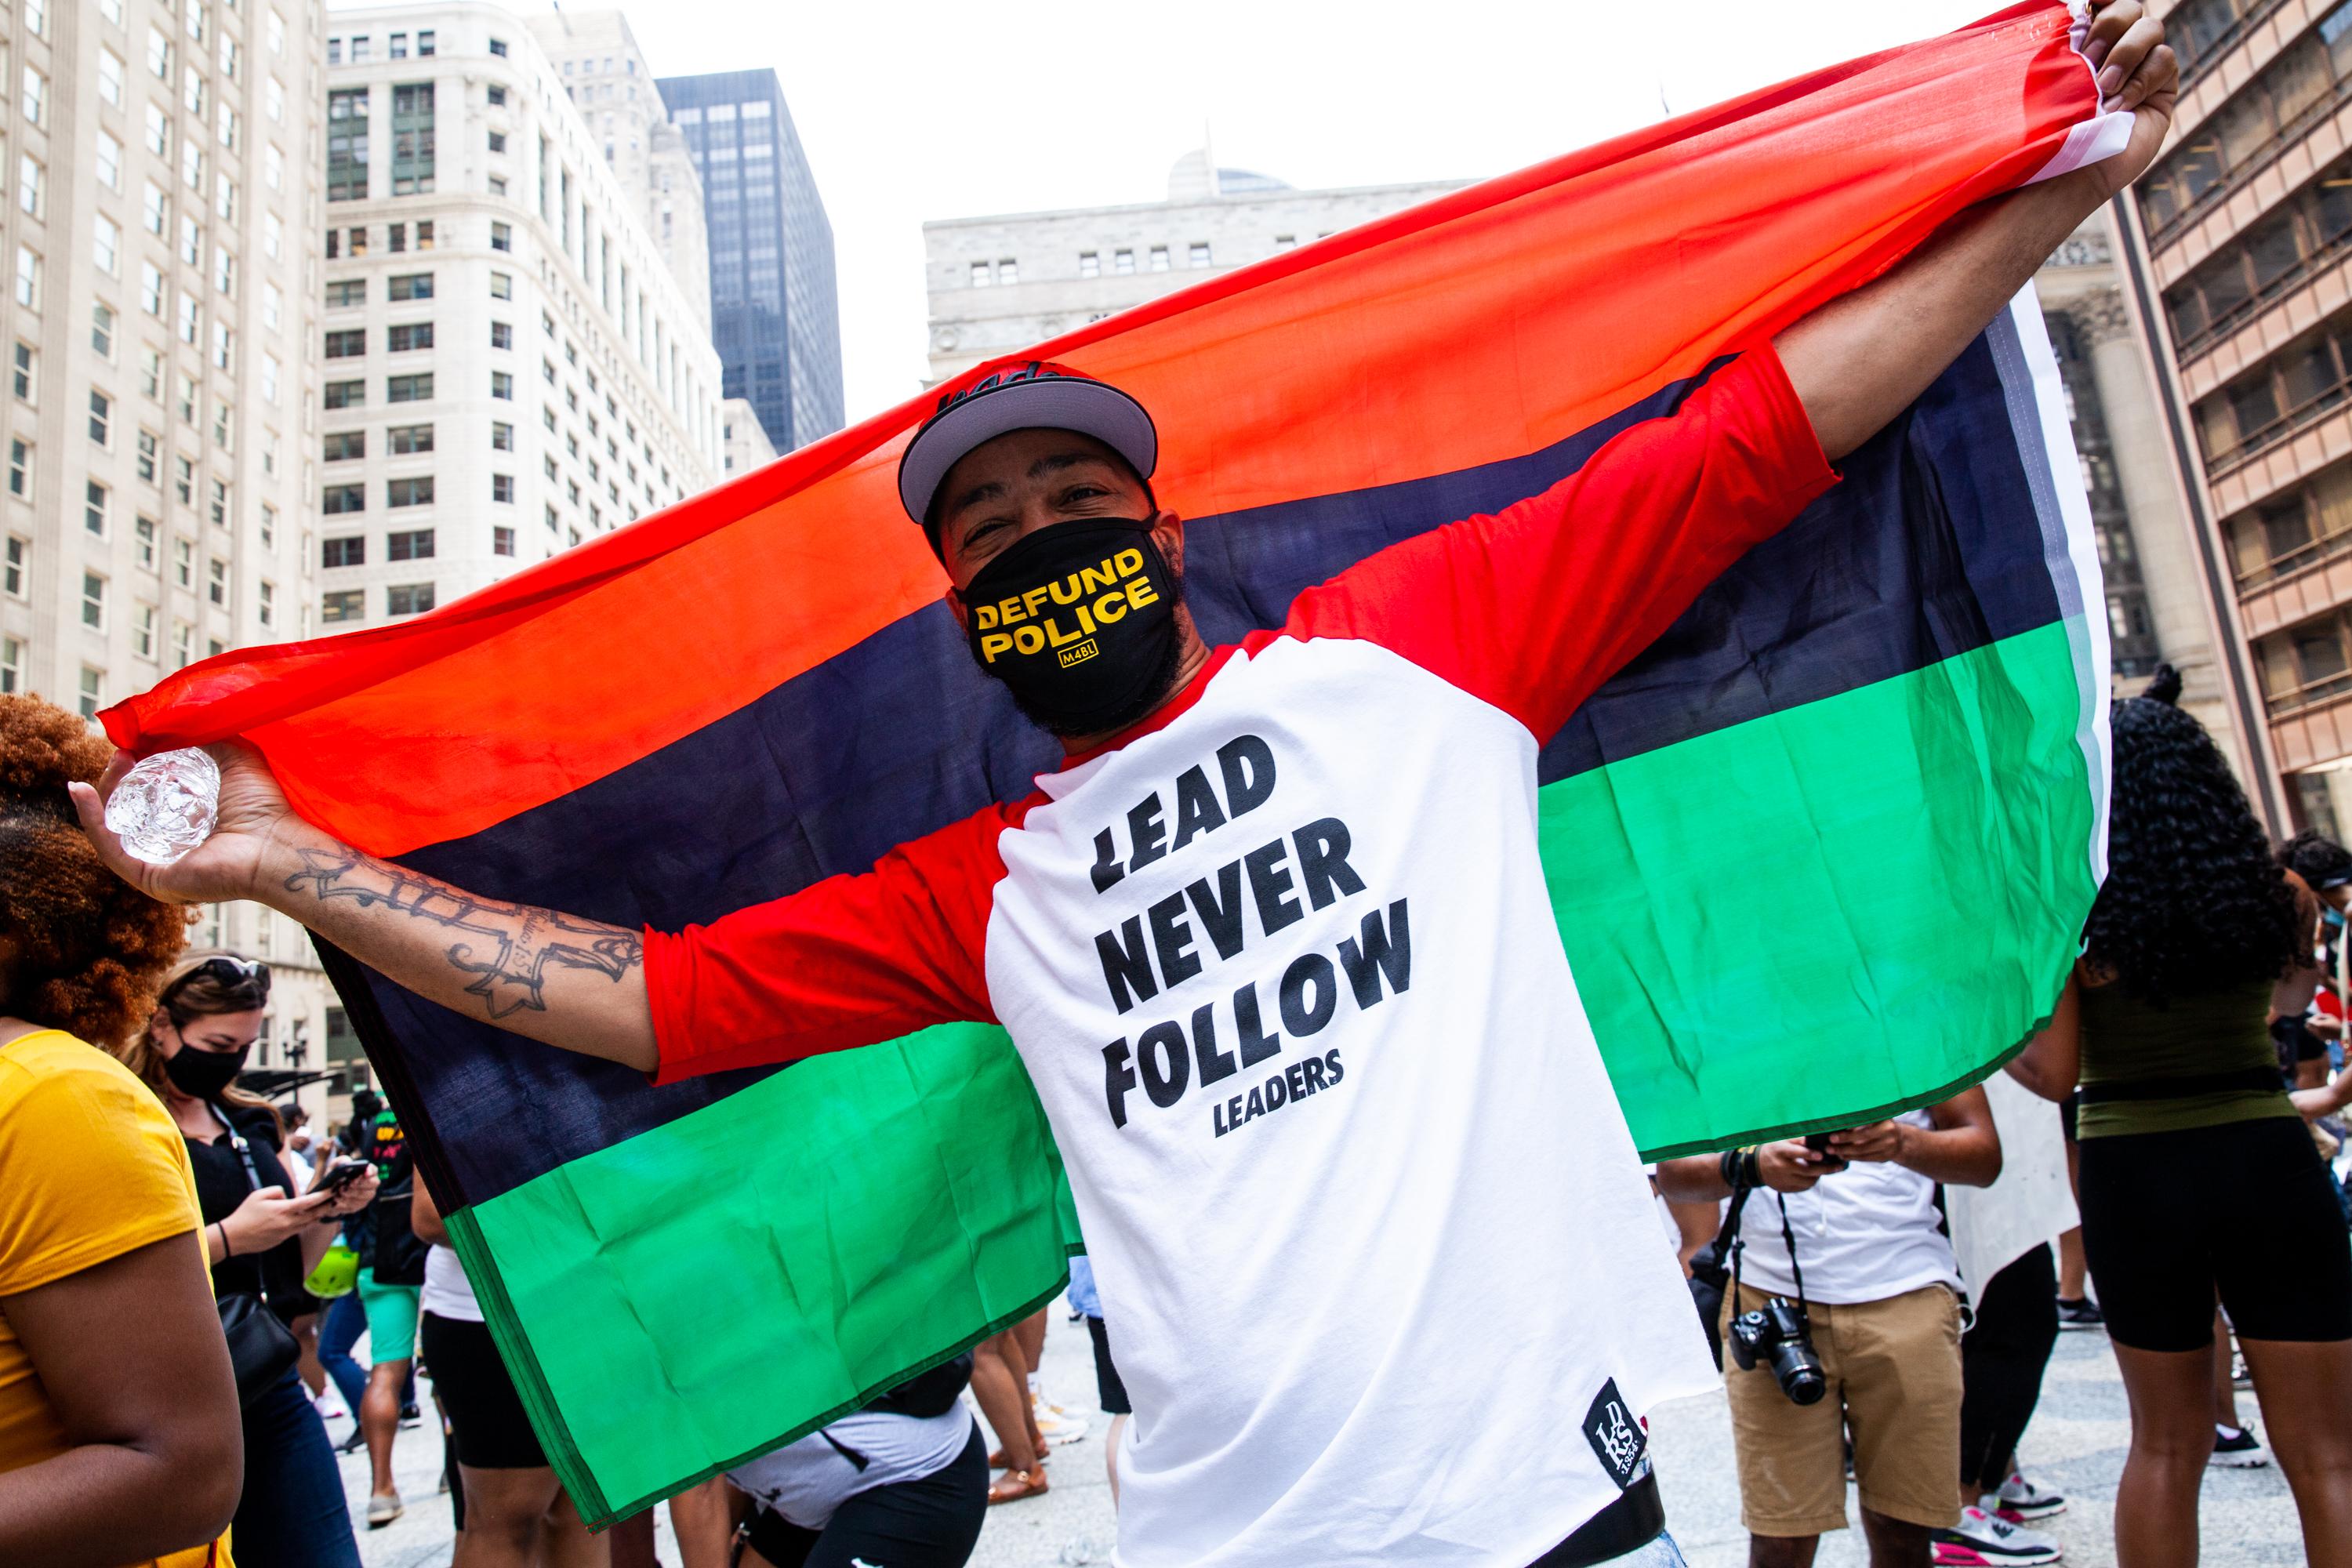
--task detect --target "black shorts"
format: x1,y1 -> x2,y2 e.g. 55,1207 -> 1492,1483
2078,1114 -> 2352,1352
742,1424 -> 986,1568
1086,1316 -> 1131,1415
420,1312 -> 546,1470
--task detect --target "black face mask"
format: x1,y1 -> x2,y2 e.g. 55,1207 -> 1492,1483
163,1035 -> 250,1100
961,519 -> 1182,739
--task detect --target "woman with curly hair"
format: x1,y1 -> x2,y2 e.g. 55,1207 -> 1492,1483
2011,669 -> 2352,1568
117,952 -> 379,1566
0,694 -> 242,1565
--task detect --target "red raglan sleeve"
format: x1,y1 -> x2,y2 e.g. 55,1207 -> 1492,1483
1282,344 -> 1838,742
641,803 -> 1016,1084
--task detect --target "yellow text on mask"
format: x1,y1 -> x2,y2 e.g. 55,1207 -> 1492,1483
974,546 -> 1160,666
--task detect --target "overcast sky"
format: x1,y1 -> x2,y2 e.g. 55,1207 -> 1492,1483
528,0 -> 2001,422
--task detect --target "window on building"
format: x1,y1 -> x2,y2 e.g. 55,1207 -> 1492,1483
969,261 -> 991,288
172,538 -> 192,587
22,67 -> 46,127
490,222 -> 512,252
143,183 -> 168,239
490,271 -> 513,300
78,667 -> 103,721
488,131 -> 506,154
100,48 -> 127,107
1189,241 -> 1212,266
1114,249 -> 1135,275
325,328 -> 365,358
1275,234 -> 1298,249
386,322 -> 434,352
260,504 -> 276,550
491,474 -> 514,504
8,344 -> 27,403
84,481 -> 108,537
387,481 -> 434,511
257,581 -> 275,628
419,30 -> 437,56
16,247 -> 42,311
7,441 -> 31,498
206,557 -> 227,606
135,516 -> 157,571
322,589 -> 364,622
2,637 -> 20,694
490,321 -> 511,350
327,89 -> 369,201
136,430 -> 158,483
491,422 -> 514,452
96,132 -> 125,193
493,525 -> 515,557
325,379 -> 364,409
322,483 -> 365,514
90,304 -> 117,362
207,480 -> 227,529
387,373 -> 433,403
321,535 -> 364,568
88,391 -> 112,448
138,347 -> 162,401
391,82 -> 436,194
387,273 -> 434,302
1079,251 -> 1100,278
323,430 -> 365,462
2,536 -> 24,595
326,279 -> 365,307
387,423 -> 434,455
172,456 -> 194,506
1147,245 -> 1171,272
998,258 -> 1019,284
488,38 -> 508,57
487,84 -> 506,107
2141,12 -> 2352,237
390,31 -> 408,58
387,583 -> 435,615
82,571 -> 107,630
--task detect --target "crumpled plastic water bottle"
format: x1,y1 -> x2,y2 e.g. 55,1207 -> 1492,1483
103,747 -> 220,866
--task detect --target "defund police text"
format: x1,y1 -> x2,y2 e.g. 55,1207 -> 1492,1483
1083,732 -> 1414,1138
972,546 -> 1161,668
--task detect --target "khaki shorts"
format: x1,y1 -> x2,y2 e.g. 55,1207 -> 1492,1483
1720,1283 -> 1962,1537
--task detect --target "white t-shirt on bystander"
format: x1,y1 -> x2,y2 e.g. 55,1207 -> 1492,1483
419,1242 -> 483,1322
1732,1110 -> 1961,1306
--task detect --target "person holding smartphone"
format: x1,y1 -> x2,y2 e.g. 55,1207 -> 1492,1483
116,950 -> 381,1568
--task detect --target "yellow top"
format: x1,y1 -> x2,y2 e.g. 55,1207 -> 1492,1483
0,1028 -> 235,1567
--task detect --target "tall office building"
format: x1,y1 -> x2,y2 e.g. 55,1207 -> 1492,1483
0,0 -> 338,1105
2118,0 -> 2352,833
659,69 -> 843,452
315,3 -> 721,633
923,151 -> 1465,384
521,8 -> 711,338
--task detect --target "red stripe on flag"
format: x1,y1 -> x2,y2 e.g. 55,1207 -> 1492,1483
106,2 -> 2100,856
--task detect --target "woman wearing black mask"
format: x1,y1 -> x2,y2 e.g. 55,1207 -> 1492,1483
117,950 -> 379,1567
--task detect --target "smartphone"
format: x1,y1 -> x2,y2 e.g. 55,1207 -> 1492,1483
315,1159 -> 371,1195
1802,1132 -> 1847,1170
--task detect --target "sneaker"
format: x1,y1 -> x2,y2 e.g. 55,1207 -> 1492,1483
1932,1504 -> 2062,1565
1997,1472 -> 2067,1522
2210,1425 -> 2269,1467
365,1492 -> 404,1530
398,1402 -> 422,1428
336,1426 -> 367,1456
1033,1392 -> 1088,1445
2056,1297 -> 2104,1330
2231,1351 -> 2252,1389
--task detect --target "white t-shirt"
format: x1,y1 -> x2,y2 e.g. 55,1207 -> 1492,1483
728,1407 -> 976,1530
1731,1110 -> 1961,1305
419,1241 -> 483,1322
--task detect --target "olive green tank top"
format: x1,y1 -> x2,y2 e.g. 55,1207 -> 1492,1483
2074,976 -> 2296,1138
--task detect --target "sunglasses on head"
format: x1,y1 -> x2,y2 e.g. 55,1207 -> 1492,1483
165,955 -> 272,1007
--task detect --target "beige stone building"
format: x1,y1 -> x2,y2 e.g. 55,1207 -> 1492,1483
0,0 -> 341,1112
521,7 -> 710,339
720,393 -> 773,476
2116,0 -> 2352,833
314,2 -> 720,633
923,151 -> 1466,385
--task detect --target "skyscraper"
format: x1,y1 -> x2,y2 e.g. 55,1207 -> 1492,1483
2117,0 -> 2352,833
0,0 -> 338,1111
659,70 -> 842,452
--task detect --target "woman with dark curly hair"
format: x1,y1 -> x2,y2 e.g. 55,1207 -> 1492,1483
116,952 -> 379,1566
0,694 -> 243,1565
2011,669 -> 2352,1568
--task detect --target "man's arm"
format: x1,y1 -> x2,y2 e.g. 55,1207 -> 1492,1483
1777,0 -> 2176,459
2005,971 -> 2082,1103
1823,1084 -> 2002,1188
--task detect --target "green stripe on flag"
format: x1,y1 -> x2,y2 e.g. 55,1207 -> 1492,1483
1545,619 -> 2097,1157
455,1020 -> 1076,1525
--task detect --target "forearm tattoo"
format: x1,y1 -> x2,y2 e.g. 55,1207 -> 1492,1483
285,847 -> 643,1020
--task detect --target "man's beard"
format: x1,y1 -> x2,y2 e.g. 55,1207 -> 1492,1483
1011,593 -> 1190,740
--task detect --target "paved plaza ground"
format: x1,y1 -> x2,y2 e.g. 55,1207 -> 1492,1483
347,1298 -> 2308,1568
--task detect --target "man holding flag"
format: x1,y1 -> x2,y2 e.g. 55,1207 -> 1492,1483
77,5 -> 2173,1563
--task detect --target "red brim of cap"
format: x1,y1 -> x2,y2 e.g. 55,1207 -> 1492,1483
898,376 -> 1159,524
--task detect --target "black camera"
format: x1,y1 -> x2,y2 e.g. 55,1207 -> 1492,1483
1727,1296 -> 1827,1405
